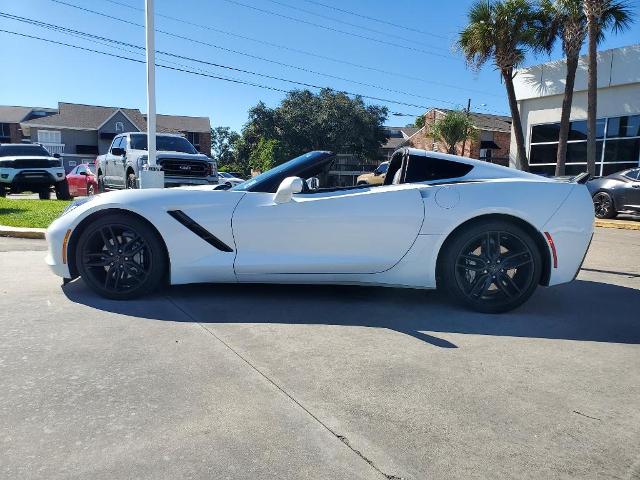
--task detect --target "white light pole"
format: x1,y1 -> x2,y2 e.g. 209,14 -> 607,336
140,0 -> 164,188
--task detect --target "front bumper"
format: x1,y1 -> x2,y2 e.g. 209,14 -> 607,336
45,215 -> 73,279
164,175 -> 219,187
0,167 -> 66,185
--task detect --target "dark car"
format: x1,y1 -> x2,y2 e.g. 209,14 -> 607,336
587,168 -> 640,218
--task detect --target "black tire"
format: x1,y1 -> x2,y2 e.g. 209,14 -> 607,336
75,213 -> 166,300
356,181 -> 368,186
87,184 -> 95,196
126,172 -> 138,189
439,220 -> 542,313
592,191 -> 617,219
38,188 -> 50,200
55,180 -> 71,200
98,172 -> 106,193
0,185 -> 6,197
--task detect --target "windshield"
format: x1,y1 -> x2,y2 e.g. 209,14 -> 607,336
0,144 -> 51,157
231,151 -> 335,193
129,134 -> 198,154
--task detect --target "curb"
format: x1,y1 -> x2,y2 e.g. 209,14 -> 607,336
595,219 -> 640,231
0,225 -> 46,239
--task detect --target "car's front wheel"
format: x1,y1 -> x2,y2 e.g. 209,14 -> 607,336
439,220 -> 542,313
75,214 -> 167,299
592,191 -> 617,219
126,173 -> 138,189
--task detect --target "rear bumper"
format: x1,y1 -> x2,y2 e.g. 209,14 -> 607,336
542,185 -> 595,286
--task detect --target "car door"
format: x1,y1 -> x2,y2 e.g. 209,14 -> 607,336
621,169 -> 640,210
232,185 -> 425,275
112,136 -> 126,188
67,166 -> 79,196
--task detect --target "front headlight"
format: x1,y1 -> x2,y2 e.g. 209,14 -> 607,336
60,195 -> 98,217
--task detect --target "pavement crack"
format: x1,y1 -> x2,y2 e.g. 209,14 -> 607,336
573,410 -> 602,421
165,294 -> 404,480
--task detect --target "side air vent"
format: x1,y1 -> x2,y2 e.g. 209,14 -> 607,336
167,210 -> 234,252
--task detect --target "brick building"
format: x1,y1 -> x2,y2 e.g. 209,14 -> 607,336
398,109 -> 512,166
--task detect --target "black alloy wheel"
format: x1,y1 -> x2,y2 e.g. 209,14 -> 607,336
592,192 -> 616,219
126,173 -> 138,189
75,214 -> 166,299
440,221 -> 542,313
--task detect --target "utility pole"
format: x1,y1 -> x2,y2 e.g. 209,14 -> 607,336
460,98 -> 471,157
140,0 -> 164,188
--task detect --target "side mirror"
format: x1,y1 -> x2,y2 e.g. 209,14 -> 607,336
306,177 -> 320,191
111,147 -> 125,156
79,171 -> 88,176
274,176 -> 303,204
53,153 -> 61,159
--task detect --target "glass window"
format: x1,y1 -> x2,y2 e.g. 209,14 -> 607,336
603,138 -> 640,163
110,136 -> 123,153
0,123 -> 10,139
374,162 -> 389,174
603,162 -> 639,176
607,115 -> 640,138
530,144 -> 558,164
130,134 -> 198,154
623,169 -> 640,180
530,165 -> 556,176
566,141 -> 603,163
531,123 -> 560,143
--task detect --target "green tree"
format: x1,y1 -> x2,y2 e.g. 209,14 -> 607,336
240,89 -> 388,164
210,126 -> 241,168
583,0 -> 634,175
458,0 -> 545,171
249,138 -> 285,173
428,110 -> 477,154
414,115 -> 426,129
539,0 -> 588,176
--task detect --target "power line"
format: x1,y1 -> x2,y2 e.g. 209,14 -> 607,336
100,0 -> 499,98
0,27 -> 440,112
262,0 -> 451,52
219,0 -> 455,60
302,0 -> 448,39
1,11 -> 462,107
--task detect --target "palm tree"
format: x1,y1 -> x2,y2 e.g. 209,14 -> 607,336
428,110 -> 477,154
458,0 -> 544,171
583,0 -> 634,176
539,0 -> 587,176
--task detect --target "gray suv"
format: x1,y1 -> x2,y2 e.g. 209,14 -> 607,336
96,133 -> 218,190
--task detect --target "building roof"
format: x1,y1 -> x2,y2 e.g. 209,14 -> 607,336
20,102 -> 206,133
0,106 -> 38,123
437,108 -> 512,133
381,126 -> 421,149
154,114 -> 210,133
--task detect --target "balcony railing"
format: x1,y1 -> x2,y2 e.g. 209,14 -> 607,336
39,143 -> 65,155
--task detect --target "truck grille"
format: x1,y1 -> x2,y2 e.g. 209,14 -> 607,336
12,159 -> 59,168
159,159 -> 208,178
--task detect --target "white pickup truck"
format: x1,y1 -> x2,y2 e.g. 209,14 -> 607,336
96,133 -> 218,190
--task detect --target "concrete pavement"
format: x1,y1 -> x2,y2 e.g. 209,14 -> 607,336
1,228 -> 639,479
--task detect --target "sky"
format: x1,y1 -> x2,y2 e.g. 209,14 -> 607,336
0,0 -> 638,132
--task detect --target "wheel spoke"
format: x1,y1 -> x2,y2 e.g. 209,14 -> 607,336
496,272 -> 521,298
84,253 -> 111,267
501,251 -> 532,269
468,273 -> 492,298
457,254 -> 487,272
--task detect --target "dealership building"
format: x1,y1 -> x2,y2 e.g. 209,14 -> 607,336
510,44 -> 640,176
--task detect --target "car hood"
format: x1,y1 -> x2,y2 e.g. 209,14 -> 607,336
129,149 -> 210,161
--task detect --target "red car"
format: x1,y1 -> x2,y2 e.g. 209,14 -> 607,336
66,163 -> 98,197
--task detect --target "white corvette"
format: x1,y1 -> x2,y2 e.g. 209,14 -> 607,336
46,148 -> 594,313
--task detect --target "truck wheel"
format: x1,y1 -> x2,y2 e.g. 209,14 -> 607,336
0,185 -> 6,197
38,188 -> 51,200
126,173 -> 138,189
98,172 -> 105,192
55,181 -> 71,200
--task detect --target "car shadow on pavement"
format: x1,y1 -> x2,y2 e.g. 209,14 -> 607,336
62,278 -> 640,349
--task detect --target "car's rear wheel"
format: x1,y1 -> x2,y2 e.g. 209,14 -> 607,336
0,185 -> 6,197
75,214 -> 166,299
38,187 -> 50,200
55,181 -> 71,200
439,220 -> 542,313
592,191 -> 617,219
97,172 -> 105,192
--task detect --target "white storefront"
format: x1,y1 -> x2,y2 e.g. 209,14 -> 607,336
510,44 -> 640,176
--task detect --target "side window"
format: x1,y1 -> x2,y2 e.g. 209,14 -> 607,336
76,165 -> 86,174
624,169 -> 640,180
110,136 -> 123,153
69,166 -> 78,175
404,154 -> 474,183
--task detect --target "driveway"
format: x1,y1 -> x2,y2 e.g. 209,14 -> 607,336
1,228 -> 639,479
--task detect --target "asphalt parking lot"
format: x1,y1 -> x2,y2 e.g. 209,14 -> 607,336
1,228 -> 639,479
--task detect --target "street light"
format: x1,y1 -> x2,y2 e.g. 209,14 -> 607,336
139,0 -> 164,189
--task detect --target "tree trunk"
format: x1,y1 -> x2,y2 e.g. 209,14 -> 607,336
503,69 -> 528,171
556,53 -> 580,176
586,12 -> 599,176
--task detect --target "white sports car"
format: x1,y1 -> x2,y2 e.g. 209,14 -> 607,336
46,148 -> 594,313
